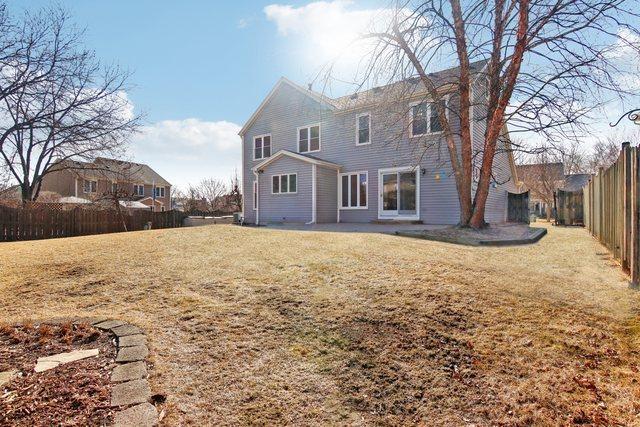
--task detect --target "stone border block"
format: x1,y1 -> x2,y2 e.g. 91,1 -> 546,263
113,402 -> 158,427
111,361 -> 147,383
111,324 -> 143,337
94,319 -> 126,330
118,334 -> 146,348
116,345 -> 149,363
111,378 -> 151,407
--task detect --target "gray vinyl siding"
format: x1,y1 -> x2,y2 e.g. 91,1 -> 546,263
258,155 -> 312,224
242,78 -> 511,225
316,166 -> 337,223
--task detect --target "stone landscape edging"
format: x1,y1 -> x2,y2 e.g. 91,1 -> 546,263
87,318 -> 158,427
394,226 -> 548,247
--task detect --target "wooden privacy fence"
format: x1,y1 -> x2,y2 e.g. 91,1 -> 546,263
0,205 -> 187,242
555,189 -> 584,226
584,142 -> 639,285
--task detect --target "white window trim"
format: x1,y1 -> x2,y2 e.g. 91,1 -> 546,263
339,171 -> 369,210
355,112 -> 371,146
134,184 -> 145,196
271,173 -> 298,195
377,166 -> 421,221
297,124 -> 321,154
155,186 -> 165,198
253,180 -> 258,210
83,179 -> 97,194
253,134 -> 272,161
409,97 -> 448,138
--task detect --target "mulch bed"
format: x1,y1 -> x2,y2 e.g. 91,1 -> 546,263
0,322 -> 116,426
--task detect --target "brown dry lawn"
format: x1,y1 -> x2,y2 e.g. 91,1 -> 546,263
1,223 -> 640,425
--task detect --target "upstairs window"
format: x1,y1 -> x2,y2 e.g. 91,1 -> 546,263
298,125 -> 320,153
111,182 -> 118,194
134,184 -> 145,196
254,135 -> 271,160
340,172 -> 367,209
83,180 -> 97,193
272,173 -> 297,194
411,99 -> 445,137
155,186 -> 165,198
356,113 -> 371,145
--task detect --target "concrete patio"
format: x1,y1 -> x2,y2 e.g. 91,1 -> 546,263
264,222 -> 450,233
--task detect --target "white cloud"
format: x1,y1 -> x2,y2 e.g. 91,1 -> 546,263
264,0 -> 396,82
605,28 -> 640,91
129,119 -> 241,190
237,18 -> 249,29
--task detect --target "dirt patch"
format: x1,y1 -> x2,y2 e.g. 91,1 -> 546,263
0,322 -> 116,426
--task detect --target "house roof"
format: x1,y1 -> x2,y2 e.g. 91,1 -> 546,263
332,60 -> 489,111
59,196 -> 92,204
239,78 -> 337,136
252,150 -> 341,172
562,173 -> 592,191
239,60 -> 489,135
119,200 -> 150,209
57,157 -> 171,187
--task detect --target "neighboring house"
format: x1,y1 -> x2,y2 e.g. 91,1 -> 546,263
240,61 -> 519,225
517,162 -> 564,218
516,162 -> 592,218
40,157 -> 171,211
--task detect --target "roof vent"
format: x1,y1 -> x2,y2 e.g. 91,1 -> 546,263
307,83 -> 313,91
350,93 -> 358,100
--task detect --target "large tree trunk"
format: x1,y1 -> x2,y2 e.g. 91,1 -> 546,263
20,182 -> 36,205
470,0 -> 529,229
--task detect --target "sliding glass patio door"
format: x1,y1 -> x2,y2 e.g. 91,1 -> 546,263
379,168 -> 419,220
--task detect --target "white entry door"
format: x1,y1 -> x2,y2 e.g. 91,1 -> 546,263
378,167 -> 420,220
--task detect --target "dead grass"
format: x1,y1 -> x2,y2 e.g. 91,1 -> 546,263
0,224 -> 639,425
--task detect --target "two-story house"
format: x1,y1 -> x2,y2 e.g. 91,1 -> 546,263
240,61 -> 518,225
41,157 -> 172,211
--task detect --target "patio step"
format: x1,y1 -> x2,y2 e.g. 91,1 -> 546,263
371,219 -> 424,225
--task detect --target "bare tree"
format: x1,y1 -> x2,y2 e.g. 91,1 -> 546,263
325,0 -> 639,227
197,178 -> 227,212
588,129 -> 640,172
0,5 -> 140,203
170,186 -> 184,210
518,157 -> 564,220
184,184 -> 205,213
227,168 -> 242,213
88,160 -> 146,230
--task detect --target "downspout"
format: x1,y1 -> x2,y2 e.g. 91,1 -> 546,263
336,171 -> 341,223
253,170 -> 260,225
306,164 -> 317,224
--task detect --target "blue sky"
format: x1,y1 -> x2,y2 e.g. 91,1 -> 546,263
9,0 -> 389,189
7,1 -> 640,189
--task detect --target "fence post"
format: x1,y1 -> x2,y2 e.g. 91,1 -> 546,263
632,147 -> 639,288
